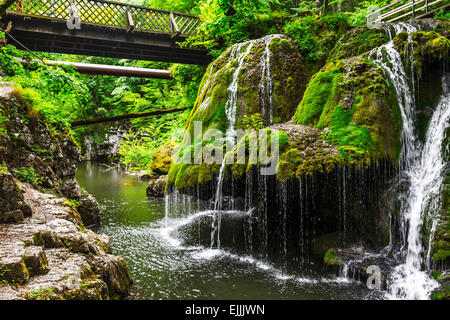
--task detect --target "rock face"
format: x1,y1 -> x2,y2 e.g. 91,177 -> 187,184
0,170 -> 32,222
150,141 -> 177,176
163,20 -> 450,297
168,35 -> 309,190
82,127 -> 127,162
0,84 -> 132,299
0,92 -> 101,227
0,184 -> 132,300
146,175 -> 167,198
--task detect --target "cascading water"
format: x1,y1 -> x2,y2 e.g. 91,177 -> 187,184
259,35 -> 276,124
211,42 -> 255,249
373,23 -> 448,300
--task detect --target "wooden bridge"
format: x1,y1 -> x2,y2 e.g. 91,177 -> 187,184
366,0 -> 449,24
0,0 -> 211,65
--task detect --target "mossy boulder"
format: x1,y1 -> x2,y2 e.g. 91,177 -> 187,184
185,34 -> 308,136
168,35 -> 309,190
393,30 -> 450,78
293,58 -> 402,164
329,26 -> 389,61
150,141 -> 177,176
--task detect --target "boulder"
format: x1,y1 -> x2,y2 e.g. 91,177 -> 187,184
77,192 -> 101,226
150,141 -> 177,176
0,171 -> 32,221
146,175 -> 168,198
0,209 -> 24,223
23,246 -> 49,275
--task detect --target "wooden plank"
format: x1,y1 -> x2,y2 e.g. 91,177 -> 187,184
378,0 -> 425,20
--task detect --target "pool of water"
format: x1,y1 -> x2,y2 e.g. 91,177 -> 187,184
76,162 -> 380,300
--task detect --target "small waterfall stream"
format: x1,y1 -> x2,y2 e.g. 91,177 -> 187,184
211,41 -> 255,249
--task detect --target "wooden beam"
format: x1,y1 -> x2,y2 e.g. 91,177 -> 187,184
2,15 -> 212,65
70,107 -> 189,127
15,58 -> 173,79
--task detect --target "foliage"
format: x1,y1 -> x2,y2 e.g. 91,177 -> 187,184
240,113 -> 265,131
434,8 -> 450,19
0,45 -> 90,129
12,167 -> 42,185
284,14 -> 349,73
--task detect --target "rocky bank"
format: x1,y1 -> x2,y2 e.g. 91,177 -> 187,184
0,83 -> 133,299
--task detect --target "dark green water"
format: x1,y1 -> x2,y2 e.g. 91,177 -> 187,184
76,162 -> 379,300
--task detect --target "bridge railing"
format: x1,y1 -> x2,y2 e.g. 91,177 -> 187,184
366,0 -> 448,24
7,0 -> 201,37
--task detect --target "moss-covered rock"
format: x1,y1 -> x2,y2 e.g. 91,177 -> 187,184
150,141 -> 177,176
168,35 -> 309,190
293,58 -> 402,164
393,30 -> 450,78
329,26 -> 389,61
185,34 -> 308,136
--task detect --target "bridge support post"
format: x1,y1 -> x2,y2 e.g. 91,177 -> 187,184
126,5 -> 134,33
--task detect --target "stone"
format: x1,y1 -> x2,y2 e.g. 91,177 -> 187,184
23,246 -> 49,275
0,255 -> 29,284
60,178 -> 82,199
0,171 -> 32,220
146,175 -> 167,198
0,209 -> 24,223
77,192 -> 101,226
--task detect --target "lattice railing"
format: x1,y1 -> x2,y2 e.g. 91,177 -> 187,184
366,0 -> 449,24
7,0 -> 201,36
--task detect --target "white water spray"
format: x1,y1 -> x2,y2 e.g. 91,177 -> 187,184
373,23 -> 448,300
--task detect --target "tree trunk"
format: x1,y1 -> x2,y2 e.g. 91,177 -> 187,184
70,107 -> 189,127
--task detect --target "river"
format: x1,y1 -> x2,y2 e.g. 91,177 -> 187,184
76,162 -> 381,300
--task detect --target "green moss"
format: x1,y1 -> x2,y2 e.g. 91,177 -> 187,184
432,249 -> 450,262
329,27 -> 389,61
150,141 -> 177,175
324,249 -> 344,266
23,288 -> 59,300
293,58 -> 402,165
430,284 -> 450,300
394,31 -> 450,78
292,66 -> 341,126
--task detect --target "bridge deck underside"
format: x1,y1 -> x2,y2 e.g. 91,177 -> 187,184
1,14 -> 211,65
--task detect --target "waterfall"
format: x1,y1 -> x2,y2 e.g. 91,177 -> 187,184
373,24 -> 448,300
210,42 -> 255,249
259,35 -> 275,124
